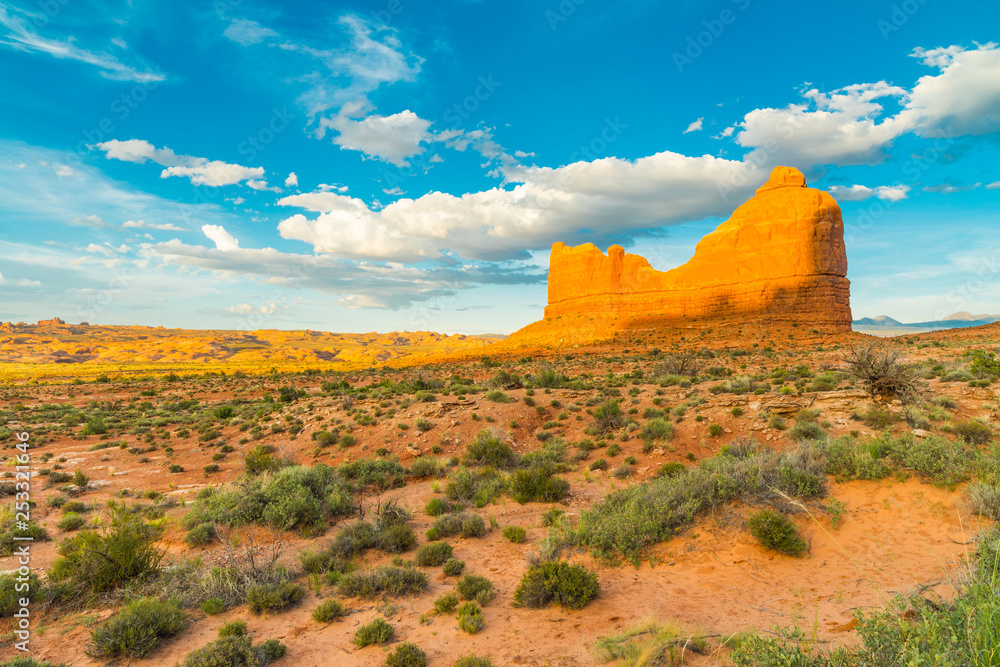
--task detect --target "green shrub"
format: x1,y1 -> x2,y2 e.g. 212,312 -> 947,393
353,617 -> 393,647
456,574 -> 494,605
484,390 -> 511,403
259,639 -> 285,661
442,558 -> 466,577
589,458 -> 608,471
594,400 -> 626,432
218,620 -> 248,638
640,418 -> 673,443
186,522 -> 216,547
415,542 -> 453,566
445,468 -> 506,507
502,526 -> 527,543
862,406 -> 894,430
179,635 -> 273,667
747,509 -> 807,557
57,512 -> 85,531
512,561 -> 599,610
967,483 -> 1000,520
954,420 -> 993,445
386,643 -> 428,667
453,656 -> 495,667
87,597 -> 188,658
461,513 -> 487,538
410,456 -> 444,478
456,601 -> 485,634
312,598 -> 347,623
509,466 -> 569,504
789,420 -> 826,442
0,658 -> 67,667
424,497 -> 452,516
540,508 -> 565,526
246,580 -> 306,613
463,429 -> 520,469
339,567 -> 429,599
434,591 -> 460,613
50,502 -> 162,594
376,524 -> 417,553
201,598 -> 224,615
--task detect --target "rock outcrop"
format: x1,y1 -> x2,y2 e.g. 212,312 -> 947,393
515,166 -> 851,339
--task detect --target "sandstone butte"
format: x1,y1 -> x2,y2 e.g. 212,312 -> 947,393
511,166 -> 852,343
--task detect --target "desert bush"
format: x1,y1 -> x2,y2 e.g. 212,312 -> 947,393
593,400 -> 626,433
87,597 -> 188,659
789,420 -> 826,442
456,602 -> 485,634
502,526 -> 527,543
589,458 -> 608,471
456,574 -> 494,605
410,455 -> 445,478
180,634 -> 281,667
57,512 -> 84,531
512,560 -> 599,610
415,542 -> 453,566
424,497 -> 454,516
862,406 -> 895,430
509,465 -> 569,504
185,522 -> 216,547
484,390 -> 511,404
640,418 -> 674,443
386,643 -> 428,667
954,420 -> 993,445
353,617 -> 393,647
453,656 -> 495,667
463,429 -> 520,469
218,620 -> 248,637
593,617 -> 710,665
432,511 -> 487,539
201,598 -> 224,615
312,598 -> 347,623
434,591 -> 460,613
246,580 -> 305,613
445,467 -> 506,507
747,509 -> 807,557
443,558 -> 466,577
50,502 -> 162,594
845,341 -> 919,402
967,483 -> 1000,521
337,458 -> 406,490
376,524 -> 417,553
577,441 -> 826,565
338,566 -> 429,599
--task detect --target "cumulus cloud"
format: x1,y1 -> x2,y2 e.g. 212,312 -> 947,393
96,139 -> 264,187
986,181 -> 1000,190
0,6 -> 163,82
202,225 -> 241,251
284,172 -> 298,187
321,110 -> 434,166
922,182 -> 981,194
902,43 -> 1000,137
827,184 -> 911,202
224,19 -> 279,46
683,118 -> 704,134
276,152 -> 767,262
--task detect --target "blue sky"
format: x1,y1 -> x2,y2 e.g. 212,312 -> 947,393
1,0 -> 999,333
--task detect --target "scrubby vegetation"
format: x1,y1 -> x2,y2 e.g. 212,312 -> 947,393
512,560 -> 600,610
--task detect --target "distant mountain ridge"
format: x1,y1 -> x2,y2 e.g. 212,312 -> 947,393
853,312 -> 1000,330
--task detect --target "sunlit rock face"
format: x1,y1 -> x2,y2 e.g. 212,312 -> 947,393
518,166 -> 852,339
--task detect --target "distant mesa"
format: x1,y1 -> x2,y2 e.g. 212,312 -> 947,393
512,166 -> 852,342
36,317 -> 66,326
853,312 -> 1000,331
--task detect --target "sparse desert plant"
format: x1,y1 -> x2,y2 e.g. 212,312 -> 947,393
463,429 -> 520,469
456,574 -> 494,605
967,482 -> 1000,521
57,512 -> 84,531
86,597 -> 188,659
434,591 -> 460,614
502,526 -> 527,543
353,617 -> 394,647
789,420 -> 826,442
593,400 -> 626,433
453,656 -> 495,667
747,509 -> 807,557
456,602 -> 485,634
844,341 -> 919,402
386,642 -> 428,667
953,420 -> 993,445
415,542 -> 453,566
512,560 -> 599,610
338,566 -> 429,599
312,598 -> 347,623
442,558 -> 466,577
509,465 -> 569,504
246,580 -> 305,613
185,522 -> 216,547
201,598 -> 224,615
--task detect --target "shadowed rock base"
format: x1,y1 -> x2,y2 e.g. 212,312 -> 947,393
512,166 -> 852,343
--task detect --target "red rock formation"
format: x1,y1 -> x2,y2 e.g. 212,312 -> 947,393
36,317 -> 66,326
515,166 -> 851,339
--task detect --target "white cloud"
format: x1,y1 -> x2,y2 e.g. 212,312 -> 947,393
683,118 -> 704,134
827,184 -> 910,202
735,81 -> 910,168
986,181 -> 1000,190
277,152 -> 766,262
321,110 -> 434,166
225,301 -> 287,315
55,165 -> 76,177
224,19 -> 278,46
284,172 -> 298,187
0,6 -> 163,82
96,139 -> 264,187
123,220 -> 184,232
922,183 -> 981,194
716,126 -> 735,138
902,42 -> 1000,138
202,225 -> 241,251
